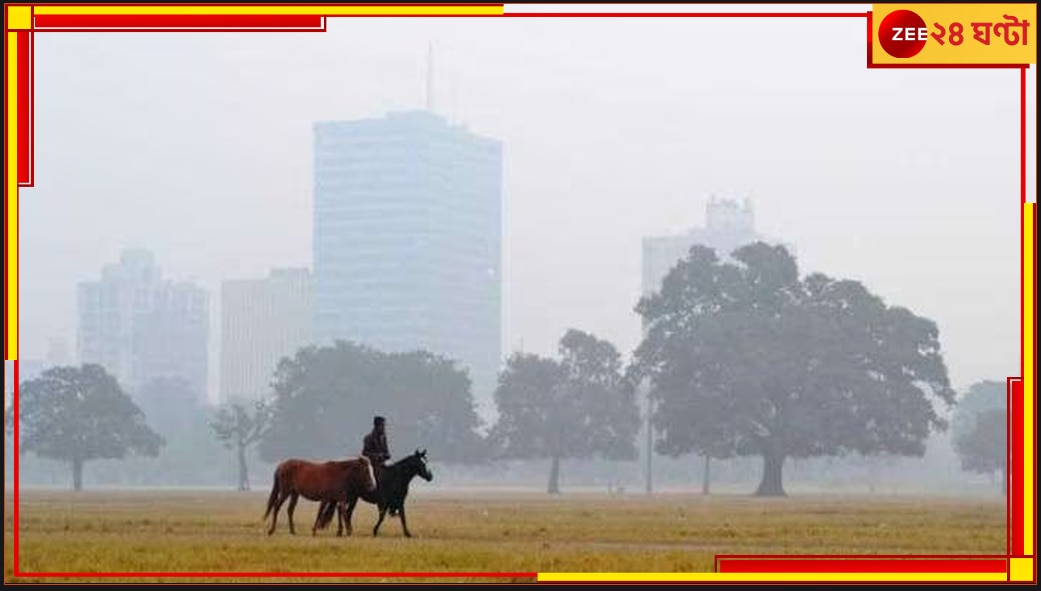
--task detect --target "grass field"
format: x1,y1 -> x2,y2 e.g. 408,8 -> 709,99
4,488 -> 1006,583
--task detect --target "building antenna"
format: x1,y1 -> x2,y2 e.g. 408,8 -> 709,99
426,42 -> 435,113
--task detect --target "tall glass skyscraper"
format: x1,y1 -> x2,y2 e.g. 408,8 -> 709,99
313,110 -> 503,421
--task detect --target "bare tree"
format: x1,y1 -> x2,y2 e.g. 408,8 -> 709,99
211,399 -> 272,491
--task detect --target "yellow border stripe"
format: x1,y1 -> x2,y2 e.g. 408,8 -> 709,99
537,572 -> 1008,582
6,31 -> 18,361
7,5 -> 32,30
33,5 -> 503,16
1024,202 -> 1035,556
1010,558 -> 1034,582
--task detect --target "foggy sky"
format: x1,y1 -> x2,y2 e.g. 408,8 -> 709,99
20,5 -> 1036,403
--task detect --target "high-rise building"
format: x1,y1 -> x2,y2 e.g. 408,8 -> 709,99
77,248 -> 209,403
312,110 -> 503,420
220,268 -> 313,404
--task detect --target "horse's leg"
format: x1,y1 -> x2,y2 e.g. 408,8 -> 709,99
344,497 -> 358,537
312,501 -> 324,537
336,500 -> 348,537
330,501 -> 341,537
287,493 -> 299,535
268,489 -> 289,536
399,505 -> 412,538
373,505 -> 388,537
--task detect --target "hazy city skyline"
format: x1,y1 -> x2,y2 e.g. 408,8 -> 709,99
76,248 -> 210,403
20,10 -> 1035,403
312,110 -> 503,419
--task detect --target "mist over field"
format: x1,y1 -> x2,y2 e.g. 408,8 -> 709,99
5,6 -> 1031,502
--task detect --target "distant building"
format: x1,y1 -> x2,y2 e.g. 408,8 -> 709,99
642,196 -> 794,301
77,248 -> 209,403
220,268 -> 313,404
312,110 -> 504,421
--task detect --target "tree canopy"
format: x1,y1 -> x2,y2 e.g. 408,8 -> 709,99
953,409 -> 1006,486
950,380 -> 1007,493
490,329 -> 640,493
629,242 -> 956,496
950,380 -> 1006,442
12,364 -> 164,490
258,341 -> 485,465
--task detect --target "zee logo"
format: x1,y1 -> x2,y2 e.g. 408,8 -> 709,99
879,9 -> 929,58
891,26 -> 928,41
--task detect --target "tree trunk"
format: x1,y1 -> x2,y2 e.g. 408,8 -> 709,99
547,456 -> 561,495
72,457 -> 84,492
237,444 -> 250,491
755,452 -> 786,497
701,455 -> 711,495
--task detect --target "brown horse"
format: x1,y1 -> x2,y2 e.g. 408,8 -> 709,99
263,456 -> 376,536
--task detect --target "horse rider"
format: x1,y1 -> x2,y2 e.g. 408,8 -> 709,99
362,415 -> 392,471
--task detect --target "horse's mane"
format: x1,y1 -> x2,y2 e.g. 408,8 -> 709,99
384,451 -> 423,470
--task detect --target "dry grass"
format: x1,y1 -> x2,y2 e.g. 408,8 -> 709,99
4,489 -> 1006,583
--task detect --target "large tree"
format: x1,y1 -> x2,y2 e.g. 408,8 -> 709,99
258,341 -> 485,465
490,329 -> 640,494
629,242 -> 956,497
211,399 -> 273,491
10,364 -> 164,490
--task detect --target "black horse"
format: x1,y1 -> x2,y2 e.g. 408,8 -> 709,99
316,448 -> 433,537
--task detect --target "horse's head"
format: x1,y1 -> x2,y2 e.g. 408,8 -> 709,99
408,448 -> 433,482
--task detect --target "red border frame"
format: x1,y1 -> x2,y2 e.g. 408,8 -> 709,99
3,3 -> 1035,583
33,14 -> 325,28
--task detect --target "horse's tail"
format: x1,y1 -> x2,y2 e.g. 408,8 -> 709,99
263,468 -> 281,522
314,501 -> 337,531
